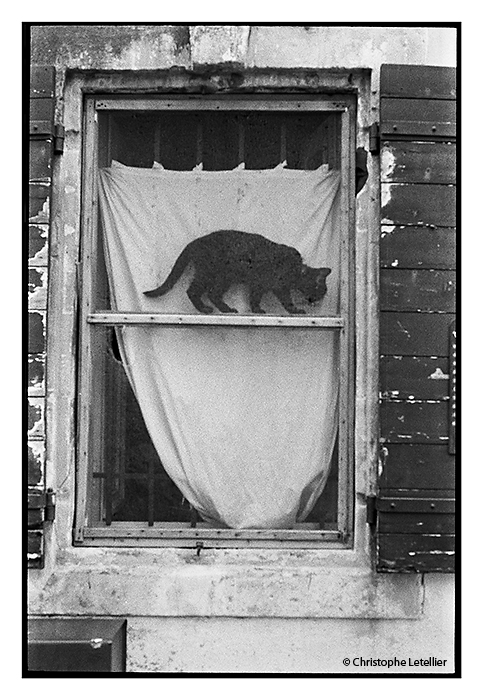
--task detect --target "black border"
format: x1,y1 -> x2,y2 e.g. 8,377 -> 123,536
23,21 -> 461,679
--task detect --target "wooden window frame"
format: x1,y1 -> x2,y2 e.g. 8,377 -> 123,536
74,94 -> 356,548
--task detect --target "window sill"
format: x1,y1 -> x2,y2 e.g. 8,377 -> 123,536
29,544 -> 424,620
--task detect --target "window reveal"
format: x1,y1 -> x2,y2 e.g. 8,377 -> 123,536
76,97 -> 355,546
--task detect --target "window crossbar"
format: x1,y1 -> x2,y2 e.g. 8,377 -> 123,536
87,312 -> 345,328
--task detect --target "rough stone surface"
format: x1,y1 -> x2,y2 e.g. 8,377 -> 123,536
30,24 -> 191,70
190,25 -> 250,67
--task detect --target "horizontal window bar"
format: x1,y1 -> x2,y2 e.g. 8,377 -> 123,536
80,536 -> 346,549
87,312 -> 345,328
83,525 -> 342,540
95,99 -> 350,112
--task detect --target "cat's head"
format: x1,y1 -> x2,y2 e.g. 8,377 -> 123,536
300,266 -> 332,304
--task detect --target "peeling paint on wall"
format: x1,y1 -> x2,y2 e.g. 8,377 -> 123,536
28,441 -> 45,485
381,183 -> 392,212
381,146 -> 397,181
27,397 -> 45,438
28,267 -> 48,309
28,354 -> 45,395
429,367 -> 450,380
29,225 -> 49,265
29,186 -> 50,224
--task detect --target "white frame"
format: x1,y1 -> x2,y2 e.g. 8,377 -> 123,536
75,94 -> 356,547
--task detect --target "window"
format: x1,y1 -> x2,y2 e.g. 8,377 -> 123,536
75,95 -> 356,548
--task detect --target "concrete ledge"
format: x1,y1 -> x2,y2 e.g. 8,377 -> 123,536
29,555 -> 423,619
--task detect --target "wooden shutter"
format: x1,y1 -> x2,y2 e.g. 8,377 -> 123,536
28,66 -> 57,568
376,64 -> 456,572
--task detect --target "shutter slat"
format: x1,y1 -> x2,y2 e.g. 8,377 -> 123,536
28,442 -> 44,486
380,356 -> 450,400
28,311 -> 46,355
379,512 -> 455,534
380,64 -> 456,100
380,400 -> 449,444
378,534 -> 455,573
382,183 -> 456,227
380,312 -> 455,356
381,97 -> 456,127
377,64 -> 456,573
381,98 -> 455,140
381,142 -> 456,184
380,269 -> 456,312
379,444 -> 455,491
380,227 -> 456,269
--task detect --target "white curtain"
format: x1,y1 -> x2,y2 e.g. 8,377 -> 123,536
98,161 -> 340,529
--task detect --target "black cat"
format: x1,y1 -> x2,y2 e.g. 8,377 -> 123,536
144,229 -> 331,314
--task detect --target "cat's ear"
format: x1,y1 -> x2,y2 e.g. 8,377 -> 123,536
317,267 -> 332,281
301,264 -> 318,277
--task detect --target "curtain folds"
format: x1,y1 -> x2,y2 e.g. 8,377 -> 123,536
98,162 -> 340,529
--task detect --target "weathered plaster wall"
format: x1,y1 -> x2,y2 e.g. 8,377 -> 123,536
127,573 -> 454,673
28,24 -> 457,673
30,24 -> 457,70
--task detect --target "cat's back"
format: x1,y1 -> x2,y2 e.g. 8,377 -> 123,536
204,229 -> 290,254
201,229 -> 262,247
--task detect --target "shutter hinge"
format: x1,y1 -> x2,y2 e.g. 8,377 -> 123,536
369,122 -> 380,154
44,488 -> 56,522
366,495 -> 377,525
54,124 -> 65,154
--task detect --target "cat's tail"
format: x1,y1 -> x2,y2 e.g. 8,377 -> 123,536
143,245 -> 192,298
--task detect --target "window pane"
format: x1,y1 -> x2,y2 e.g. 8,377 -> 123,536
88,105 -> 346,534
202,113 -> 240,170
90,327 -> 194,525
88,325 -> 340,529
99,110 -> 342,171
